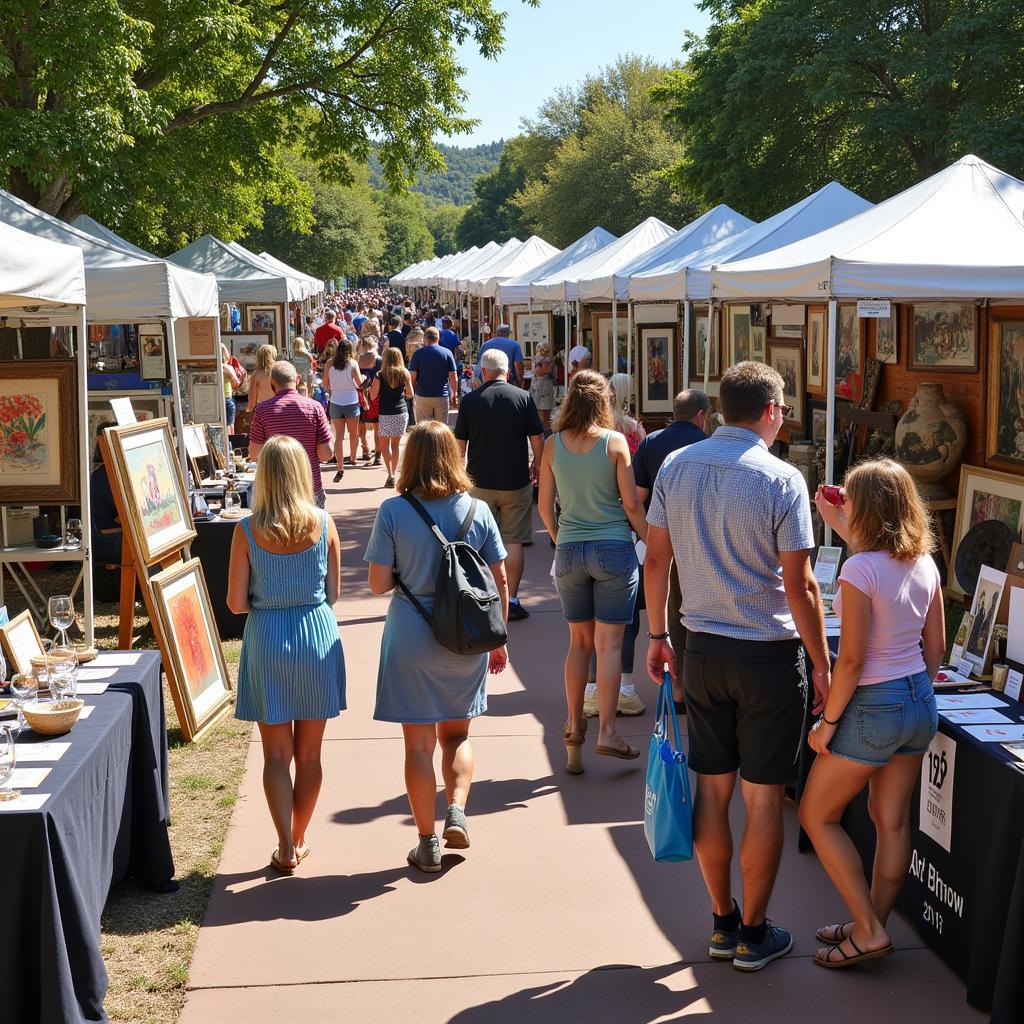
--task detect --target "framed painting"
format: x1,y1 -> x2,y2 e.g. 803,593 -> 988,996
688,309 -> 719,383
179,318 -> 217,359
812,407 -> 827,445
639,325 -> 675,414
139,326 -> 168,380
0,609 -> 45,678
87,395 -> 161,465
246,305 -> 281,347
0,359 -> 79,505
591,313 -> 629,374
835,304 -> 864,401
773,324 -> 803,339
150,558 -> 232,741
807,310 -> 826,397
512,311 -> 554,363
949,464 -> 1024,597
874,314 -> 898,364
205,423 -> 229,469
767,341 -> 804,430
986,320 -> 1024,470
185,371 -> 223,425
909,303 -> 977,371
728,306 -> 765,366
229,331 -> 271,378
102,418 -> 196,565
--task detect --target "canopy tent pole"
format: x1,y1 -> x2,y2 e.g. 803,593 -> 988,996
75,306 -> 95,647
825,297 -> 838,545
703,302 -> 714,394
576,300 -> 582,348
611,299 -> 618,376
563,306 -> 570,387
682,299 -> 691,389
213,317 -> 230,453
626,301 -> 634,387
166,318 -> 189,477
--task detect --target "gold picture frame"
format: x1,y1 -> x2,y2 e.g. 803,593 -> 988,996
727,305 -> 765,366
806,309 -> 827,397
512,311 -> 554,364
986,318 -> 1024,471
0,609 -> 45,678
591,312 -> 629,374
767,341 -> 804,430
149,558 -> 232,741
909,303 -> 977,372
102,418 -> 196,565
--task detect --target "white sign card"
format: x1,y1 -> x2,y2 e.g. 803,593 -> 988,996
962,723 -> 1024,742
109,397 -> 137,425
1001,742 -> 1024,762
920,732 -> 956,852
857,300 -> 892,318
936,693 -> 1007,710
814,546 -> 843,598
14,741 -> 69,762
1005,669 -> 1023,702
940,709 -> 1013,725
1007,588 -> 1024,665
0,793 -> 50,811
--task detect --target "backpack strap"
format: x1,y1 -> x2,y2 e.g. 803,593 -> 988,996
401,492 -> 450,548
457,498 -> 477,542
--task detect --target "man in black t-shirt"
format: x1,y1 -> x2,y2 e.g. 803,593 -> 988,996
383,315 -> 405,359
454,348 -> 543,621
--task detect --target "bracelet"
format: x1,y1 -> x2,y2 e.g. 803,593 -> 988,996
647,631 -> 670,640
821,713 -> 841,726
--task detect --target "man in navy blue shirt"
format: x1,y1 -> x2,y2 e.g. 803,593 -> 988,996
383,315 -> 405,358
409,326 -> 459,423
476,324 -> 525,387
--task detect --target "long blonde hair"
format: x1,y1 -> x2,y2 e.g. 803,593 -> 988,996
844,458 -> 935,560
251,435 -> 320,545
381,346 -> 409,389
256,344 -> 277,373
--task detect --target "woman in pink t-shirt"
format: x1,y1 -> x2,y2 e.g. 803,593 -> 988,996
800,459 -> 945,970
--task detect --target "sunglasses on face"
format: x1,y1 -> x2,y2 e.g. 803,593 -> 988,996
770,400 -> 793,417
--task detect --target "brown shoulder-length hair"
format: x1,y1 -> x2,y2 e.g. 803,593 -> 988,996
397,421 -> 473,499
844,458 -> 935,560
554,369 -> 614,434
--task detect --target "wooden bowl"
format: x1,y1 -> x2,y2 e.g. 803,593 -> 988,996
72,644 -> 98,663
22,699 -> 83,736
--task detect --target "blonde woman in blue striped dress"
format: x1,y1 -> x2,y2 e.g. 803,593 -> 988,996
228,435 -> 346,874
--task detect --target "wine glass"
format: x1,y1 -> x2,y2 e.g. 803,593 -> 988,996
49,595 -> 75,647
65,518 -> 83,548
9,673 -> 36,730
0,723 -> 18,802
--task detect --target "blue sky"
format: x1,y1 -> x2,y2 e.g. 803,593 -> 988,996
443,0 -> 710,146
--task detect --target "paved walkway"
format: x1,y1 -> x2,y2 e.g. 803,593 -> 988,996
181,455 -> 983,1023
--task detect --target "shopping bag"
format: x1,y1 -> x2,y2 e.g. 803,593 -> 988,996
643,674 -> 693,862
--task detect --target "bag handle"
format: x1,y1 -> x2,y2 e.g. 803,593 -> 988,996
656,671 -> 684,753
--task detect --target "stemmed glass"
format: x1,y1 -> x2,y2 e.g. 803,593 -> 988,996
0,723 -> 18,802
48,596 -> 75,647
65,518 -> 83,548
9,672 -> 36,731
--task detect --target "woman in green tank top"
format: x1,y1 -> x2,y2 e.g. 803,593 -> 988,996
538,370 -> 649,773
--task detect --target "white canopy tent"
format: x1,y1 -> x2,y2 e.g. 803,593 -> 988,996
497,227 -> 617,307
444,240 -> 514,293
431,243 -> 500,291
470,236 -> 559,299
712,155 -> 1024,492
454,237 -> 525,294
167,234 -> 303,305
258,252 -> 325,300
390,257 -> 436,288
73,214 -> 157,260
408,250 -> 469,288
227,241 -> 317,302
0,223 -> 92,642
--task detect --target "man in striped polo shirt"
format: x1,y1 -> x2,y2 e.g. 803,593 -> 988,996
248,362 -> 334,507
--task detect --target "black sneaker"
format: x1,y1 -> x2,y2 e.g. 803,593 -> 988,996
732,922 -> 794,972
508,601 -> 529,621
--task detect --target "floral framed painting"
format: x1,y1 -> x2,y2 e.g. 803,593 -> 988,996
102,418 -> 196,565
0,359 -> 79,505
727,306 -> 765,366
909,303 -> 977,371
806,309 -> 827,397
767,341 -> 804,431
639,325 -> 675,414
150,558 -> 232,741
987,319 -> 1024,471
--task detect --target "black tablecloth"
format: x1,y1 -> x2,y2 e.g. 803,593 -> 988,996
1,650 -> 173,1024
192,517 -> 248,640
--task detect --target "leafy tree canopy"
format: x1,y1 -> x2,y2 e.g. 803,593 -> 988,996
425,203 -> 468,257
0,0 -> 533,249
376,190 -> 435,275
654,0 -> 1024,219
370,141 -> 504,205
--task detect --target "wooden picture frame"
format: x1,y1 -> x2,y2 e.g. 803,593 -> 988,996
688,307 -> 720,383
874,314 -> 898,364
727,305 -> 765,366
178,318 -> 217,359
149,557 -> 232,741
102,418 -> 196,565
986,319 -> 1024,471
512,311 -> 554,364
0,359 -> 79,505
835,304 -> 864,402
909,303 -> 978,372
949,464 -> 1024,597
591,312 -> 629,374
767,341 -> 805,430
806,309 -> 827,397
639,324 -> 675,414
245,305 -> 281,348
0,609 -> 45,678
139,326 -> 168,380
229,331 -> 272,378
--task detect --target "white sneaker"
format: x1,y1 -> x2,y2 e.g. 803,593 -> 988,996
583,686 -> 599,718
616,690 -> 646,716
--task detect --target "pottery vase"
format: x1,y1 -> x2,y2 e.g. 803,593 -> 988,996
894,383 -> 967,498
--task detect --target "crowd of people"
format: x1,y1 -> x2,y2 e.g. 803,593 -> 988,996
224,286 -> 944,977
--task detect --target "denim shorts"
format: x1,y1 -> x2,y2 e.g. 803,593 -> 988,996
829,671 -> 937,767
554,539 -> 638,624
329,401 -> 361,419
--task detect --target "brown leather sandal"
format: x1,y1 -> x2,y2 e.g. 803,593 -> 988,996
564,718 -> 588,775
595,741 -> 640,760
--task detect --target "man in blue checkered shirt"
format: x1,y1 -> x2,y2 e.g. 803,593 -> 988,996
644,360 -> 830,973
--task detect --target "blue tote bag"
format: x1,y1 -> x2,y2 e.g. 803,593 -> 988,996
644,676 -> 693,862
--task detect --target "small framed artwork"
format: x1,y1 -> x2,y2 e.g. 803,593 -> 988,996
0,609 -> 45,678
639,325 -> 675,414
179,318 -> 217,359
205,423 -> 229,469
807,309 -> 826,397
812,407 -> 828,445
512,311 -> 554,363
728,306 -> 765,365
689,309 -> 720,383
909,303 -> 977,371
139,326 -> 168,380
986,320 -> 1024,471
102,418 -> 196,565
246,305 -> 281,347
591,313 -> 629,374
767,341 -> 804,430
185,371 -> 223,425
962,564 -> 1007,674
773,324 -> 803,339
949,464 -> 1024,596
229,331 -> 272,378
835,304 -> 863,401
874,314 -> 897,364
0,359 -> 79,505
150,558 -> 232,741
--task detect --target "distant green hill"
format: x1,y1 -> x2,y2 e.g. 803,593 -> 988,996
371,141 -> 504,206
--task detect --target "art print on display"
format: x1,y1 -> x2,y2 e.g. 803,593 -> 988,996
875,315 -> 897,364
963,565 -> 1007,672
102,419 -> 196,565
910,303 -> 977,371
229,332 -> 272,377
807,310 -> 826,396
773,324 -> 803,339
591,313 -> 629,375
0,610 -> 44,678
949,465 -> 1024,596
150,558 -> 231,741
0,360 -> 79,505
987,321 -> 1024,470
639,325 -> 674,414
512,311 -> 553,362
139,328 -> 168,380
812,408 -> 827,445
835,305 -> 863,401
186,372 -> 222,425
728,307 -> 765,366
183,318 -> 216,358
689,312 -> 719,382
246,306 -> 280,347
767,342 -> 804,430
87,396 -> 161,464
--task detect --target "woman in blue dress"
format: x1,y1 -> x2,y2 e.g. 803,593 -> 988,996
365,421 -> 508,873
228,435 -> 346,874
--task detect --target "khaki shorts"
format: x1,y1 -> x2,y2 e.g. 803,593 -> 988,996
471,484 -> 533,545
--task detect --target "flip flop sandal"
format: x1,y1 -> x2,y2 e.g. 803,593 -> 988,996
816,923 -> 853,945
270,849 -> 297,875
595,742 -> 640,761
295,843 -> 311,864
814,936 -> 894,969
